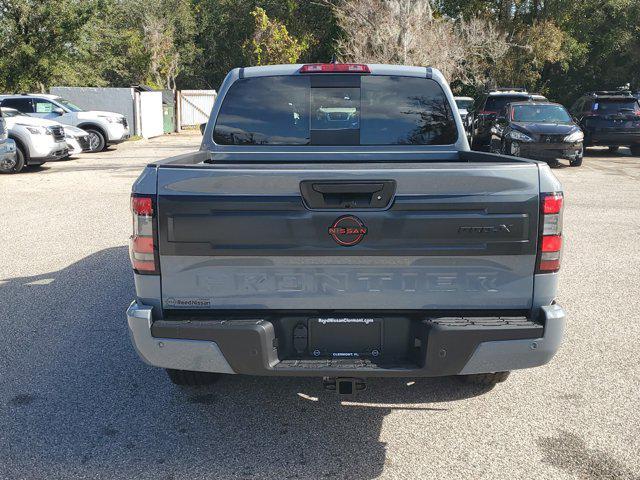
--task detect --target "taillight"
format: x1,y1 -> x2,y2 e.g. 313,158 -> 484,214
537,192 -> 563,273
130,194 -> 159,275
299,63 -> 370,74
542,193 -> 563,214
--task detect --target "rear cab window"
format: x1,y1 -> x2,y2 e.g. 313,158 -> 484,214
484,95 -> 530,113
593,98 -> 640,114
455,99 -> 474,110
213,75 -> 458,146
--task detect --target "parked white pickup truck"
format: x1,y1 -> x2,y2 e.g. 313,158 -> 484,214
0,94 -> 129,152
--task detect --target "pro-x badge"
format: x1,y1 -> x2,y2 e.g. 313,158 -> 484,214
328,215 -> 368,246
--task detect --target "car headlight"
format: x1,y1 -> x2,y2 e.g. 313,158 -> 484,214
564,131 -> 584,143
18,124 -> 51,135
100,116 -> 121,123
508,130 -> 534,142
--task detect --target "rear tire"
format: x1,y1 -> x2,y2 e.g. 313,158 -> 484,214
0,144 -> 25,174
608,146 -> 619,153
86,128 -> 106,152
630,144 -> 640,156
458,371 -> 510,386
165,368 -> 221,386
547,159 -> 561,168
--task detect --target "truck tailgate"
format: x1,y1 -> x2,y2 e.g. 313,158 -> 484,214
156,162 -> 540,311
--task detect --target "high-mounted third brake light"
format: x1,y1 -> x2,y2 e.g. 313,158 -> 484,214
300,63 -> 370,74
129,194 -> 159,275
537,192 -> 564,273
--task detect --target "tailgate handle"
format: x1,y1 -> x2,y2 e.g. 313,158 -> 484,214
300,180 -> 396,209
312,182 -> 384,194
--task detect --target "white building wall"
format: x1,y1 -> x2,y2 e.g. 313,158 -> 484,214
138,91 -> 163,138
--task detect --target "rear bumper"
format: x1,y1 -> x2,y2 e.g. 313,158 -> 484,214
127,303 -> 566,377
586,131 -> 640,146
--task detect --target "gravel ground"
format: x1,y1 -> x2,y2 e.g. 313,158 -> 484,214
0,136 -> 639,480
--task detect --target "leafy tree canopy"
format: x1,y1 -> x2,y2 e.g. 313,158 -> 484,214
0,0 -> 637,106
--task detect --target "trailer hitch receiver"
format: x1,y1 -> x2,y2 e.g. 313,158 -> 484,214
322,377 -> 366,397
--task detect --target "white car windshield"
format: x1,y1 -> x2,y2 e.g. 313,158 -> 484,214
55,98 -> 83,112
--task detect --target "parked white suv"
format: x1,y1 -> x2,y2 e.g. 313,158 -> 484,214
0,94 -> 129,152
0,108 -> 68,173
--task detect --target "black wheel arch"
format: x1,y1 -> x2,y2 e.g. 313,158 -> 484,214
8,134 -> 29,162
77,123 -> 108,142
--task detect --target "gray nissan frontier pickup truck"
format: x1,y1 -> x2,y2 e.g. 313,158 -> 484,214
127,63 -> 565,393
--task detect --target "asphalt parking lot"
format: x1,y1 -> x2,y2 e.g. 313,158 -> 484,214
1,135 -> 639,480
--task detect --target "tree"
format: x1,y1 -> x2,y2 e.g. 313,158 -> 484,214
124,0 -> 198,90
243,7 -> 309,66
191,0 -> 336,89
330,0 -> 510,91
143,14 -> 180,89
0,0 -> 95,91
0,0 -> 638,104
456,16 -> 511,90
495,19 -> 570,92
331,0 -> 462,78
69,0 -> 149,88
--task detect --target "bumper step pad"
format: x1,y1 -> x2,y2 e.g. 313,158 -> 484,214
422,316 -> 543,376
427,315 -> 542,330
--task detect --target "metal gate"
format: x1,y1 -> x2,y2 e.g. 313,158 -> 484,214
178,90 -> 217,129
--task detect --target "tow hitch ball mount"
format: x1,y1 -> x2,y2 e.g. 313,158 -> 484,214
322,377 -> 366,396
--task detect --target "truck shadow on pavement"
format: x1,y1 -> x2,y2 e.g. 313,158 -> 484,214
0,247 -> 492,480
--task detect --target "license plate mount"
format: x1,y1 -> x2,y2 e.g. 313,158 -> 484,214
308,317 -> 383,358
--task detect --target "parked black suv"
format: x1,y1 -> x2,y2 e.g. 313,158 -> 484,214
569,91 -> 640,155
472,88 -> 543,149
490,101 -> 583,166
